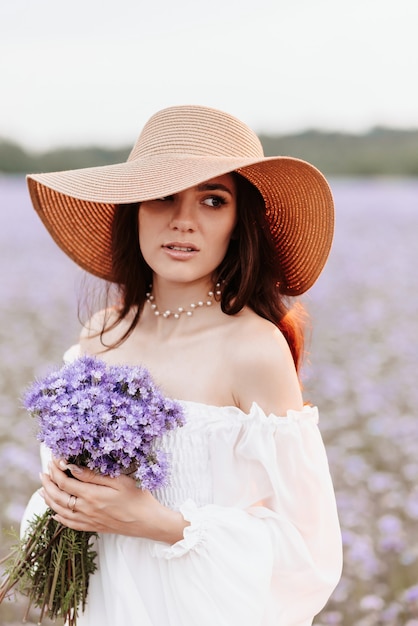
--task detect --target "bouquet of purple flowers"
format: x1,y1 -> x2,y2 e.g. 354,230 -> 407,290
0,355 -> 184,625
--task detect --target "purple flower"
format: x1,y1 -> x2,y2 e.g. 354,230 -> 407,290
403,585 -> 418,604
23,356 -> 185,490
360,595 -> 385,611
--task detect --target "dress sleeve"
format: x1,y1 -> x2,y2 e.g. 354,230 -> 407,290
20,447 -> 51,539
151,404 -> 342,626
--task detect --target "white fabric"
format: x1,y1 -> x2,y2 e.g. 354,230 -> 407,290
22,345 -> 342,626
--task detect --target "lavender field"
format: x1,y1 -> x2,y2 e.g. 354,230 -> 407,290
1,175 -> 417,625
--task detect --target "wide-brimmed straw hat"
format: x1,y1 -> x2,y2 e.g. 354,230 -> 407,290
27,105 -> 334,295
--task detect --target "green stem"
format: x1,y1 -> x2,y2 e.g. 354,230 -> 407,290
47,537 -> 61,607
1,509 -> 97,625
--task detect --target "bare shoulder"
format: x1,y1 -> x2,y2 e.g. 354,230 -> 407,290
227,310 -> 304,416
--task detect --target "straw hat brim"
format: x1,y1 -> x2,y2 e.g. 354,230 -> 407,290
27,153 -> 334,295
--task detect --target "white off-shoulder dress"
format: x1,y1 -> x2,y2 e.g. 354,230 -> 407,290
22,345 -> 342,626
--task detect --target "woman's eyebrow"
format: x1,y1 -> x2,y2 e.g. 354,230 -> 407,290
197,183 -> 234,195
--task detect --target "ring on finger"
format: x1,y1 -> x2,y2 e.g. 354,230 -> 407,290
67,494 -> 77,513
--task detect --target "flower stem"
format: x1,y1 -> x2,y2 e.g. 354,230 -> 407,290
0,508 -> 97,625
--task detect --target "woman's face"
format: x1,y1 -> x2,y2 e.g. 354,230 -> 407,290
138,174 -> 237,285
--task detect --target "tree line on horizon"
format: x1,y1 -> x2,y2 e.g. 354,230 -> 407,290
1,126 -> 418,176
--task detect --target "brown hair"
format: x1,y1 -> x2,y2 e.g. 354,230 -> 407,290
98,173 -> 307,372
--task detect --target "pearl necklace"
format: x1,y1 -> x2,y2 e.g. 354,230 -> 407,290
146,283 -> 221,319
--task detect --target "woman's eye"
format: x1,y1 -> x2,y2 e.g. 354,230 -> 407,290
203,195 -> 226,208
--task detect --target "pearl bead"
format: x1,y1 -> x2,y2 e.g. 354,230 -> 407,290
145,283 -> 222,320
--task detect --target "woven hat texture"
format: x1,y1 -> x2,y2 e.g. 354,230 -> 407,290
27,105 -> 334,295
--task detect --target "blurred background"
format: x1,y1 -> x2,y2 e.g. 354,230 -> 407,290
1,1 -> 418,624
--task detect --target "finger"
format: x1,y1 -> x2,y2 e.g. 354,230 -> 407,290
51,511 -> 93,532
48,461 -> 82,494
49,456 -> 85,479
40,472 -> 69,512
58,460 -> 126,490
42,473 -> 88,521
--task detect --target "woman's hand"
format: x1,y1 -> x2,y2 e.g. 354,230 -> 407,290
40,457 -> 189,544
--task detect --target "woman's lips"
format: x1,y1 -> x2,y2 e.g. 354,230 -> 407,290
162,243 -> 199,259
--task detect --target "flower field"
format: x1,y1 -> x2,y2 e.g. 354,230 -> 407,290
0,175 -> 417,625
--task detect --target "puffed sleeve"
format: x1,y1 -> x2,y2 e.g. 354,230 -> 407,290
20,443 -> 50,538
151,404 -> 342,626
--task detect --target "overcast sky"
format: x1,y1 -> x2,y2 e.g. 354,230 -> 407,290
1,0 -> 417,150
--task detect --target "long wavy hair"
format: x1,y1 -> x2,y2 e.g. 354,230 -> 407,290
96,173 -> 307,372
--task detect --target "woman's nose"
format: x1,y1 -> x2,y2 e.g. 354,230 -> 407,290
169,196 -> 197,231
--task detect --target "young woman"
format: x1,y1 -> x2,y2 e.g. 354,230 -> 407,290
24,105 -> 342,625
